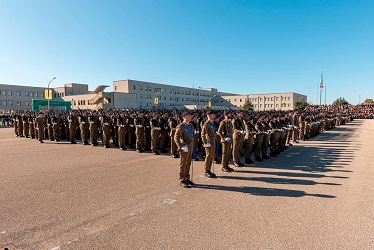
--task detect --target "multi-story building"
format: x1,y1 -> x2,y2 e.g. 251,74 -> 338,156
0,80 -> 307,112
0,84 -> 45,111
222,92 -> 307,111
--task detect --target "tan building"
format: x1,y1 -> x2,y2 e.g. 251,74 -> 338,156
0,84 -> 45,111
223,92 -> 307,111
0,80 -> 307,112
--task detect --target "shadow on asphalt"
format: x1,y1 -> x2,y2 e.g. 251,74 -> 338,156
194,185 -> 337,198
196,120 -> 361,198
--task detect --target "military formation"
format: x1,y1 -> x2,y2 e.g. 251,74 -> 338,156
7,105 -> 362,188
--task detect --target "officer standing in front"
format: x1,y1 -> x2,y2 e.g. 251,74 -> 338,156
174,111 -> 195,188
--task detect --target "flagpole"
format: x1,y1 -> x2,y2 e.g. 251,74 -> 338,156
319,71 -> 323,105
317,86 -> 318,105
325,84 -> 326,105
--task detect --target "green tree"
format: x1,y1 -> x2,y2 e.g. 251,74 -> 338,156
242,98 -> 254,111
294,97 -> 307,111
364,98 -> 374,104
332,97 -> 349,106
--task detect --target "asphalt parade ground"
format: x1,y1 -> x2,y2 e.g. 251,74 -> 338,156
1,120 -> 374,250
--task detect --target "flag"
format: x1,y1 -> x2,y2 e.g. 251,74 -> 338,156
320,72 -> 324,88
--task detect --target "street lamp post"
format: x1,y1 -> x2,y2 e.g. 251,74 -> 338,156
155,89 -> 164,109
208,95 -> 217,108
47,77 -> 56,110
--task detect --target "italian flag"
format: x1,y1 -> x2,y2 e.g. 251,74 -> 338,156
320,72 -> 324,88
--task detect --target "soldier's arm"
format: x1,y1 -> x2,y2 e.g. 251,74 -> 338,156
217,121 -> 225,139
174,125 -> 184,150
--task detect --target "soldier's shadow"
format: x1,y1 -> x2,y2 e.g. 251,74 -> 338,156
193,184 -> 336,198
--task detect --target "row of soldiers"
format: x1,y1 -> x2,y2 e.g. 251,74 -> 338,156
11,108 -> 352,188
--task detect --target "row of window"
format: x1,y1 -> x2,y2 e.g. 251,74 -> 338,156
127,85 -> 213,98
226,96 -> 292,103
0,90 -> 41,98
0,100 -> 32,106
72,100 -> 87,106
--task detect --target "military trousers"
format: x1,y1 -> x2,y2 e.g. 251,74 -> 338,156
204,141 -> 216,172
221,141 -> 232,167
179,144 -> 192,182
232,133 -> 245,163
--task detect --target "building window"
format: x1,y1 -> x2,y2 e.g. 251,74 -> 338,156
8,100 -> 12,105
140,94 -> 143,99
133,85 -> 136,90
35,92 -> 39,97
68,92 -> 71,96
115,86 -> 117,91
288,104 -> 291,107
16,91 -> 21,96
155,88 -> 161,92
25,91 -> 29,97
61,93 -> 64,97
240,99 -> 242,102
234,99 -> 237,102
30,92 -> 34,97
8,90 -> 12,96
2,100 -> 6,105
17,101 -> 21,106
2,90 -> 6,96
140,86 -> 142,91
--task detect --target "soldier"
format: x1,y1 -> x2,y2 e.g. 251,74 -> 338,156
22,112 -> 30,138
100,111 -> 112,148
299,113 -> 306,141
127,112 -> 136,149
52,112 -> 62,142
29,113 -> 35,139
117,110 -> 128,150
143,112 -> 152,151
12,111 -> 19,137
46,113 -> 54,141
150,112 -> 161,155
292,111 -> 299,143
260,115 -> 271,159
68,110 -> 79,144
190,113 -> 200,161
112,112 -> 119,148
244,115 -> 256,164
169,112 -> 179,158
35,111 -> 46,143
232,110 -> 246,167
254,116 -> 265,161
174,111 -> 195,188
78,110 -> 90,145
88,110 -> 100,146
17,112 -> 24,137
135,110 -> 145,153
159,111 -> 169,153
217,110 -> 234,172
269,115 -> 280,157
201,110 -> 217,178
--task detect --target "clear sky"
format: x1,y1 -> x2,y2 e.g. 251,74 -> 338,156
1,0 -> 373,104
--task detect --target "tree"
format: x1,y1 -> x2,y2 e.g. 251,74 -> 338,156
332,97 -> 349,106
242,99 -> 254,111
294,97 -> 307,111
364,98 -> 374,104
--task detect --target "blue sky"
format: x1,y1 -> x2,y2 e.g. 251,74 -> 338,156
1,0 -> 373,104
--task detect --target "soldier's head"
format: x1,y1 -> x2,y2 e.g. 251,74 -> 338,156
206,110 -> 215,120
182,111 -> 192,123
224,110 -> 232,119
236,110 -> 243,118
137,110 -> 144,118
162,111 -> 168,118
